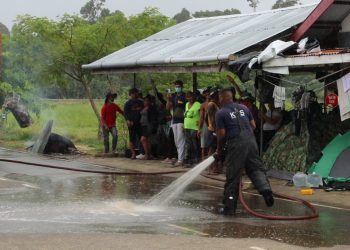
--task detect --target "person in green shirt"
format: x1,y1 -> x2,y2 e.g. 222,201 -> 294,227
184,91 -> 201,165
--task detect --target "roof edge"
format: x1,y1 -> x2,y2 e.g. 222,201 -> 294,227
188,2 -> 319,21
291,0 -> 334,41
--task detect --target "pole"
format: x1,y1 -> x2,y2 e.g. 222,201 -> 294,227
133,73 -> 136,88
323,82 -> 327,115
192,63 -> 198,92
259,76 -> 264,156
0,32 -> 2,81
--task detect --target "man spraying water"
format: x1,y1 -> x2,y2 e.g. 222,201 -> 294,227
215,89 -> 274,216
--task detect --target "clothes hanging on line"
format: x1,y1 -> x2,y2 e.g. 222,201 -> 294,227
272,86 -> 286,108
342,73 -> 350,93
336,77 -> 350,121
300,92 -> 311,110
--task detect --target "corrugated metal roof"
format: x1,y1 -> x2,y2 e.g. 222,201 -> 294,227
83,4 -> 317,70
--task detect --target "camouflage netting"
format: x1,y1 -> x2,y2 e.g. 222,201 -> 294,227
263,110 -> 350,173
263,122 -> 310,172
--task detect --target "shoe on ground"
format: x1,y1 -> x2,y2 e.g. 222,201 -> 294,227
174,161 -> 184,167
162,158 -> 173,164
136,154 -> 145,159
137,155 -> 147,160
262,190 -> 274,207
219,207 -> 236,216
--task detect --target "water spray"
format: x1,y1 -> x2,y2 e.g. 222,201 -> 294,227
0,153 -> 318,220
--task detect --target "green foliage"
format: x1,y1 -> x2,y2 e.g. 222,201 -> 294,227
192,9 -> 241,18
4,7 -> 175,99
173,8 -> 241,22
128,7 -> 176,42
0,82 -> 13,105
80,0 -> 111,23
247,0 -> 260,11
272,0 -> 300,9
173,8 -> 191,23
0,22 -> 10,35
0,100 -> 127,154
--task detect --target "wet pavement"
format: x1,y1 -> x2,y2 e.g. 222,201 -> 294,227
0,148 -> 349,248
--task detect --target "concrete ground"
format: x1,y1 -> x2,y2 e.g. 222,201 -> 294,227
1,153 -> 350,250
0,234 -> 349,250
83,155 -> 350,210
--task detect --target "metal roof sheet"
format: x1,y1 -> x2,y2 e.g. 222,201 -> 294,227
83,4 -> 317,70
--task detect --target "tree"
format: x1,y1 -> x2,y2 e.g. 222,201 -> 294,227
0,22 -> 10,35
173,8 -> 191,23
6,14 -> 130,126
247,0 -> 260,12
4,9 -> 175,131
272,0 -> 300,9
193,9 -> 241,18
80,0 -> 111,23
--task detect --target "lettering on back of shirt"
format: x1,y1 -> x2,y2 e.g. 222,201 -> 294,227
229,110 -> 245,119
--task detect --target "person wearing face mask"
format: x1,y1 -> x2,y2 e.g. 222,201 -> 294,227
101,92 -> 124,154
166,80 -> 187,167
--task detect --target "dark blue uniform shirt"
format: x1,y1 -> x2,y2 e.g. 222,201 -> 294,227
215,102 -> 253,139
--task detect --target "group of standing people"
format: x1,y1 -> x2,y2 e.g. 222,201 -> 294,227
100,76 -> 282,167
100,76 -> 276,215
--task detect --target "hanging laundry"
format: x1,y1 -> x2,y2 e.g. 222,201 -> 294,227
336,78 -> 350,121
273,85 -> 286,109
300,92 -> 311,110
341,73 -> 350,93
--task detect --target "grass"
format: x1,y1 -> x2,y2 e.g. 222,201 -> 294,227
0,100 -> 129,155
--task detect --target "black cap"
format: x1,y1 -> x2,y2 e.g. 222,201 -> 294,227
203,86 -> 212,94
173,80 -> 184,86
209,87 -> 220,97
129,88 -> 139,95
106,91 -> 117,99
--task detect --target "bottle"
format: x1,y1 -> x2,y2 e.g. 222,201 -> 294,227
307,172 -> 322,188
300,188 -> 314,195
293,172 -> 307,187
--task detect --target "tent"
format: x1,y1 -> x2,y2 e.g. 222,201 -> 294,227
309,131 -> 350,186
263,110 -> 350,175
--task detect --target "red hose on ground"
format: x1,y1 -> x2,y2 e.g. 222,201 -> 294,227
201,173 -> 319,220
0,159 -> 187,175
0,158 -> 319,220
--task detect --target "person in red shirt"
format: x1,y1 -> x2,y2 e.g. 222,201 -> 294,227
101,92 -> 124,154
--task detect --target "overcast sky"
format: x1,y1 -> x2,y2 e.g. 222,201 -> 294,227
1,0 -> 319,29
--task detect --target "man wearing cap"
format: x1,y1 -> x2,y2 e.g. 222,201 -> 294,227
215,89 -> 274,216
166,80 -> 187,167
124,88 -> 144,159
101,92 -> 124,154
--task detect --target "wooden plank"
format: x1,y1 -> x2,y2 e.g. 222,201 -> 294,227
334,0 -> 350,5
291,0 -> 335,41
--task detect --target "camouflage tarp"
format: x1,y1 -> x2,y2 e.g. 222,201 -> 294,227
263,122 -> 310,173
263,110 -> 350,173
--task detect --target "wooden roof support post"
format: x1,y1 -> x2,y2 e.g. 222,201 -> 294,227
133,73 -> 136,88
291,0 -> 335,41
192,63 -> 198,92
0,32 -> 2,81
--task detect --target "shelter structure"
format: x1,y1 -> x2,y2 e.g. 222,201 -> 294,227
83,0 -> 350,184
82,4 -> 317,90
258,0 -> 350,182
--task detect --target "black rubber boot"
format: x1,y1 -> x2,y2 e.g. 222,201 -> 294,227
221,196 -> 238,216
262,190 -> 274,207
